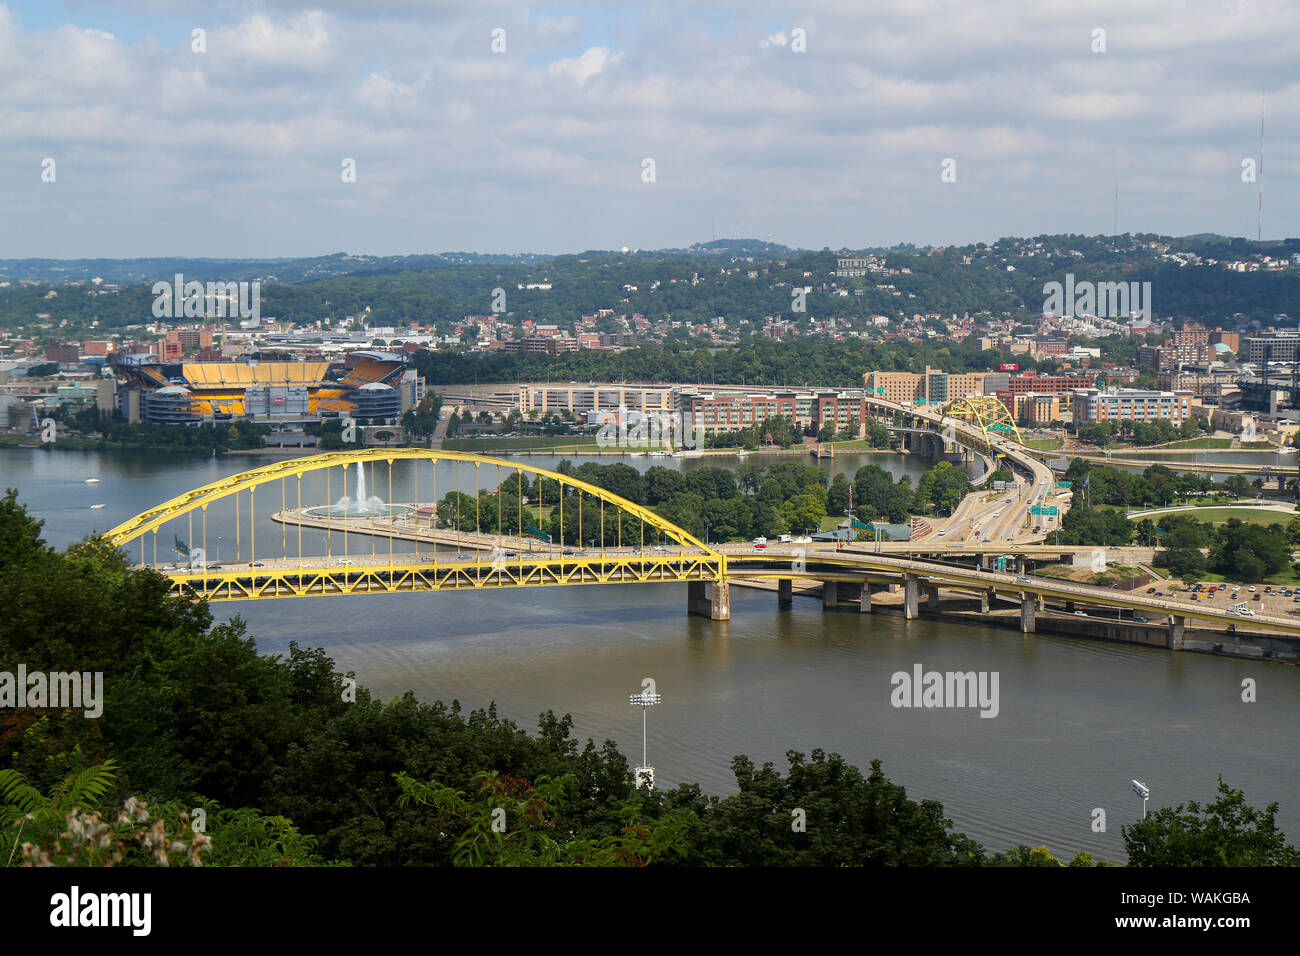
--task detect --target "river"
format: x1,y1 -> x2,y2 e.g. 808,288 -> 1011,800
3,444 -> 1298,862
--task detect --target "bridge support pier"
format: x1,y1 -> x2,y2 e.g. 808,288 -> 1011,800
1015,556 -> 1027,574
980,590 -> 991,613
688,581 -> 731,621
904,575 -> 920,620
778,578 -> 793,610
1168,615 -> 1185,650
926,585 -> 940,610
1020,596 -> 1036,633
822,581 -> 874,613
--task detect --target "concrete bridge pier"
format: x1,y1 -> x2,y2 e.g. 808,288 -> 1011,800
822,581 -> 873,613
1168,615 -> 1185,650
778,578 -> 793,610
926,585 -> 940,610
1019,595 -> 1036,633
688,581 -> 731,621
980,590 -> 991,613
904,574 -> 920,619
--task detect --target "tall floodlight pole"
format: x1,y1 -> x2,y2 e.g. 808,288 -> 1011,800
629,690 -> 662,789
1132,779 -> 1150,819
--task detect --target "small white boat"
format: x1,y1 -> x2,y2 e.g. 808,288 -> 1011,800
90,503 -> 106,510
83,478 -> 100,484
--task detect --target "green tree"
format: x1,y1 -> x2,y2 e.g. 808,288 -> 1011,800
393,770 -> 693,866
1122,777 -> 1298,866
827,473 -> 851,517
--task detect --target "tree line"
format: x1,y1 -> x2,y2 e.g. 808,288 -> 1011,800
429,458 -> 970,545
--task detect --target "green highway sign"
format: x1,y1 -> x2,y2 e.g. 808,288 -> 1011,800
1030,506 -> 1059,516
1058,480 -> 1072,488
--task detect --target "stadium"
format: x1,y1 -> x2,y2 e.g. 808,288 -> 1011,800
114,350 -> 422,424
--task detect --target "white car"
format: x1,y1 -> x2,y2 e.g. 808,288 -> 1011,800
937,530 -> 946,536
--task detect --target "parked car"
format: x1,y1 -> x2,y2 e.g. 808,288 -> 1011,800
1146,587 -> 1157,594
1254,593 -> 1262,601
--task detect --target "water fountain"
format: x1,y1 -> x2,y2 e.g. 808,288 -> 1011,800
303,461 -> 413,519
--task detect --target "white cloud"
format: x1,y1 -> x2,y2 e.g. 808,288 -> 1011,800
547,46 -> 623,86
0,0 -> 1296,257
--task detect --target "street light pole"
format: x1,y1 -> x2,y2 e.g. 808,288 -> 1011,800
1132,779 -> 1150,819
629,689 -> 662,790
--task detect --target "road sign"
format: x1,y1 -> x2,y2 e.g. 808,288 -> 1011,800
992,480 -> 1009,490
1030,506 -> 1058,516
1058,480 -> 1072,488
995,556 -> 1007,571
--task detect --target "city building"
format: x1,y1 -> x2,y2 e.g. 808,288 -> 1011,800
1011,392 -> 1062,426
1071,387 -> 1192,425
1243,331 -> 1300,365
864,371 -> 924,404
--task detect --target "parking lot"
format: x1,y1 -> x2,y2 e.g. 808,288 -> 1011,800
1154,580 -> 1300,619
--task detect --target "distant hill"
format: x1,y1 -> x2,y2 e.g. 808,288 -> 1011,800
0,251 -> 551,285
687,238 -> 797,256
0,240 -> 804,284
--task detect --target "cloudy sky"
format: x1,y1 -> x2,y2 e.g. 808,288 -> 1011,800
1,0 -> 1295,259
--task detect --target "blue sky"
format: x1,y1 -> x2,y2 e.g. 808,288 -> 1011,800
0,0 -> 1295,259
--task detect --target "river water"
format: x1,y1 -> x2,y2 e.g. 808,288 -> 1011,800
3,445 -> 1298,862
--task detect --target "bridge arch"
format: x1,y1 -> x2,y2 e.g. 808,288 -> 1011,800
942,396 -> 1023,446
104,448 -> 716,557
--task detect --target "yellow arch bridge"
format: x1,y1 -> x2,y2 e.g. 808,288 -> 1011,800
105,449 -> 736,618
102,449 -> 1300,641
